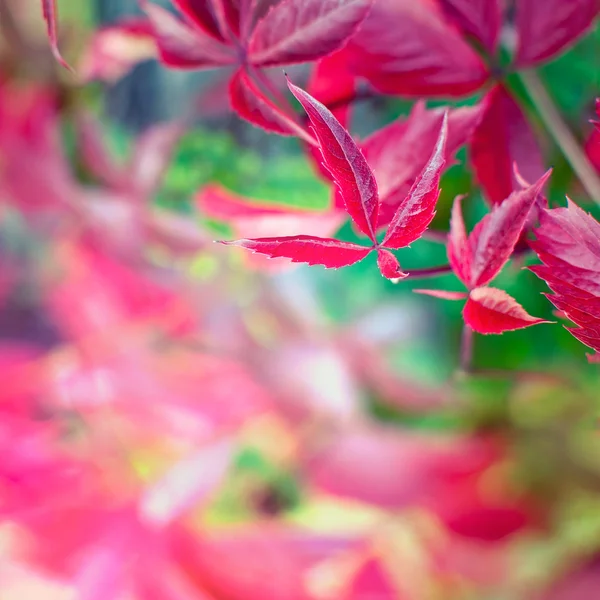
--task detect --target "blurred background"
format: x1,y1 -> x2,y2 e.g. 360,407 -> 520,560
1,0 -> 600,598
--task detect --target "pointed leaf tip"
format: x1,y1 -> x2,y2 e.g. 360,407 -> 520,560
288,82 -> 379,242
381,114 -> 448,249
464,287 -> 549,334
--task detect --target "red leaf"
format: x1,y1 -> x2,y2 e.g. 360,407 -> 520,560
346,0 -> 489,97
172,0 -> 225,40
210,0 -> 242,40
515,0 -> 600,67
78,19 -> 157,83
463,287 -> 548,334
220,236 -> 371,268
381,113 -> 447,249
143,1 -> 236,69
363,102 -> 482,216
468,171 -> 551,288
42,0 -> 73,71
229,70 -> 314,143
447,196 -> 472,288
531,202 -> 600,357
438,0 -> 502,54
471,85 -> 545,206
248,0 -> 373,67
197,184 -> 345,251
376,249 -> 406,280
308,49 -> 356,126
288,81 -> 379,241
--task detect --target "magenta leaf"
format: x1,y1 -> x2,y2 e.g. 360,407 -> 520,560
376,249 -> 406,280
363,102 -> 482,217
78,19 -> 157,83
381,113 -> 447,249
530,202 -> 600,360
414,289 -> 468,300
468,170 -> 552,288
463,287 -> 549,335
308,49 -> 356,126
248,0 -> 373,67
447,196 -> 472,288
219,83 -> 446,279
142,1 -> 236,69
471,85 -> 545,206
346,0 -> 489,97
172,0 -> 225,40
229,69 -> 315,143
288,80 -> 379,241
515,0 -> 600,67
42,0 -> 73,71
438,0 -> 502,54
220,236 -> 371,268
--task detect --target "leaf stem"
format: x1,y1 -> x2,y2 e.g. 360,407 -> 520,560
460,325 -> 474,373
247,65 -> 318,147
405,264 -> 453,279
518,70 -> 600,205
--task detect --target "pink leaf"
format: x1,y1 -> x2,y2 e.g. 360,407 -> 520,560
220,236 -> 371,268
42,0 -> 73,71
142,1 -> 236,69
463,287 -> 548,334
471,85 -> 545,206
172,0 -> 225,40
381,112 -> 447,249
346,0 -> 489,97
140,438 -> 233,527
531,202 -> 600,356
376,249 -> 406,280
438,0 -> 502,53
288,81 -> 379,241
129,122 -> 183,198
414,289 -> 468,300
76,113 -> 123,188
308,49 -> 356,126
78,19 -> 157,83
468,170 -> 551,288
515,0 -> 600,67
210,0 -> 242,40
248,0 -> 373,67
447,196 -> 472,288
229,70 -> 314,143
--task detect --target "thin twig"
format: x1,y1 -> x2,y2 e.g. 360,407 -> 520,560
519,69 -> 600,205
405,264 -> 453,279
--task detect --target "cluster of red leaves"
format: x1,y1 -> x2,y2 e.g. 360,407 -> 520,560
2,72 -> 554,598
21,1 -> 600,597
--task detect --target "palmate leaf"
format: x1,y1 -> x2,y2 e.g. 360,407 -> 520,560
417,171 -> 551,335
531,201 -> 600,361
247,0 -> 373,66
78,0 -> 372,133
219,82 -> 448,279
362,101 -> 482,229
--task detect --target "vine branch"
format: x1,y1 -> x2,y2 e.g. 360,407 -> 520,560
519,70 -> 600,205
